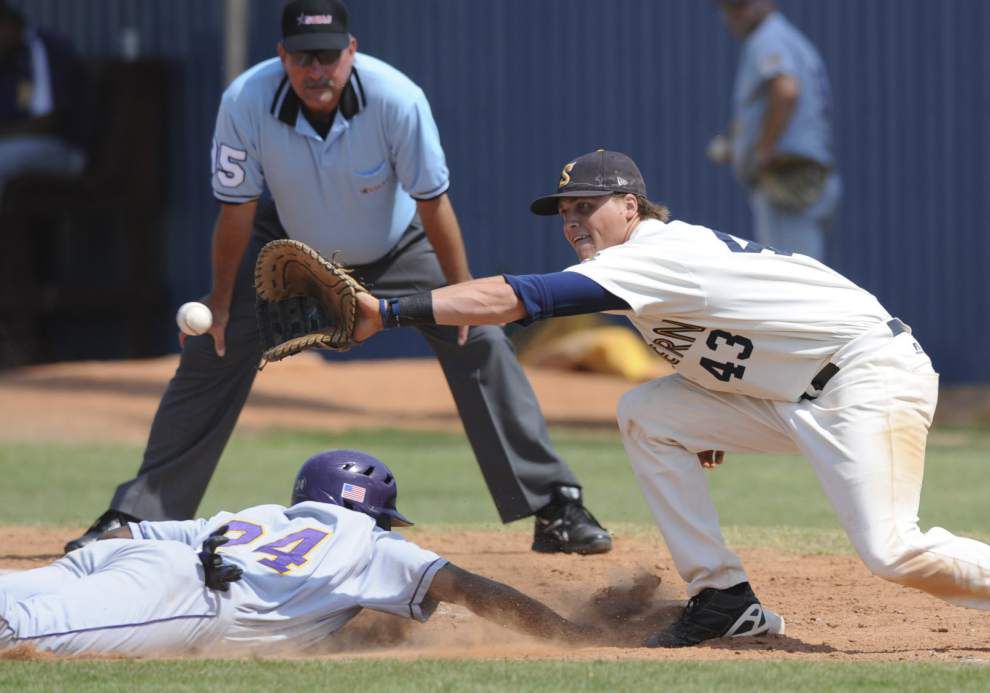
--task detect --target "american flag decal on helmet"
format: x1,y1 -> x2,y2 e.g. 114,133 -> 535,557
341,482 -> 367,503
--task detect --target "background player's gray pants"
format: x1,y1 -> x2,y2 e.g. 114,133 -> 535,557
109,199 -> 578,523
749,172 -> 842,262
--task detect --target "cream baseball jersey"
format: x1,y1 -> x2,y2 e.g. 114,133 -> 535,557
132,502 -> 446,649
565,219 -> 891,401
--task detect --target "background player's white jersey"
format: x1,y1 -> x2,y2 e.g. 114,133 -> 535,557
132,502 -> 445,649
566,219 -> 891,401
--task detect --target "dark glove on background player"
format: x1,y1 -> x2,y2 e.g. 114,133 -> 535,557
199,525 -> 243,592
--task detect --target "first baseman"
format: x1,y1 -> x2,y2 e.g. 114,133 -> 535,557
65,0 -> 610,557
2,450 -> 599,656
354,149 -> 990,647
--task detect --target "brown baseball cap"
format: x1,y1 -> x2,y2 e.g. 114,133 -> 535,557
530,149 -> 647,216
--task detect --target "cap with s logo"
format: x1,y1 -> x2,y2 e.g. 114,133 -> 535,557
282,0 -> 351,52
530,149 -> 647,216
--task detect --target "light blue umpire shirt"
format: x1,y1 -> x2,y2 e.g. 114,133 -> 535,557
731,11 -> 835,186
211,53 -> 450,265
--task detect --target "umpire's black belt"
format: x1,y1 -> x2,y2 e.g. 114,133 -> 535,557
800,318 -> 909,401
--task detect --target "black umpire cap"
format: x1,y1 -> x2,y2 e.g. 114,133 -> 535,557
282,0 -> 351,52
530,149 -> 647,216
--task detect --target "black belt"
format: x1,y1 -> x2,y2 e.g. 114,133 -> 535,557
800,318 -> 908,401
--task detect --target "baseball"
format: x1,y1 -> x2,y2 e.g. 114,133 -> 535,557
706,134 -> 732,165
176,302 -> 213,336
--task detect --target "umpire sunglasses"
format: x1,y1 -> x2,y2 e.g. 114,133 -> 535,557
288,49 -> 343,67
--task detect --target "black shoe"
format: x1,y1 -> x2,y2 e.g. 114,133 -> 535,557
532,486 -> 612,555
644,581 -> 785,648
63,509 -> 141,554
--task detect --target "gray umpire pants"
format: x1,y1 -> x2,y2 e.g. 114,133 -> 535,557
109,199 -> 579,523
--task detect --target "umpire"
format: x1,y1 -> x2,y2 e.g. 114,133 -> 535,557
65,0 -> 610,556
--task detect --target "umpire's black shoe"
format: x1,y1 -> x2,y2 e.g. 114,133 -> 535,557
63,509 -> 141,554
532,486 -> 612,555
645,581 -> 785,648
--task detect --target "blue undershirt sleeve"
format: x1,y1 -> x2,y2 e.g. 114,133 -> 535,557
501,272 -> 630,326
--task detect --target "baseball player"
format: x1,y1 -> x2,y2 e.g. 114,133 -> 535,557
2,450 -> 599,656
708,0 -> 841,261
354,148 -> 990,647
65,0 -> 610,557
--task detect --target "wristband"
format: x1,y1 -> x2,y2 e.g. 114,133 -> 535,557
379,298 -> 400,329
378,293 -> 435,329
396,291 -> 436,326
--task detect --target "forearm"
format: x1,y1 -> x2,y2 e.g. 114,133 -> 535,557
209,201 -> 256,307
429,565 -> 589,642
367,272 -> 625,339
463,577 -> 583,640
417,194 -> 472,285
431,276 -> 526,324
755,75 -> 799,161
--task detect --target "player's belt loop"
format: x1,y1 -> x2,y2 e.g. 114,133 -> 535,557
800,318 -> 909,402
800,363 -> 839,401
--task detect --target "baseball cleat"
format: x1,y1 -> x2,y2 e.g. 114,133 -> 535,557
532,486 -> 612,555
644,581 -> 785,648
63,509 -> 141,554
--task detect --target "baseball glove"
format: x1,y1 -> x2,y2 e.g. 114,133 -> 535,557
757,155 -> 829,212
254,239 -> 367,363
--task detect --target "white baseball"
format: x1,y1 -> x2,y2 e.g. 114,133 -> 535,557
706,134 -> 732,165
176,302 -> 213,336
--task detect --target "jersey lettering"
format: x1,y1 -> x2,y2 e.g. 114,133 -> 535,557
700,356 -> 747,382
218,521 -> 330,575
652,319 -> 705,343
699,329 -> 754,382
713,230 -> 792,256
649,319 -> 705,366
222,520 -> 265,546
706,329 -> 753,359
215,143 -> 248,187
256,528 -> 330,574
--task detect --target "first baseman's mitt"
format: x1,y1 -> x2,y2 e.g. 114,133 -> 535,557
254,239 -> 367,363
757,155 -> 829,212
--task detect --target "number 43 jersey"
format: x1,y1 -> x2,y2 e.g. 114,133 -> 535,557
131,503 -> 446,649
565,219 -> 891,402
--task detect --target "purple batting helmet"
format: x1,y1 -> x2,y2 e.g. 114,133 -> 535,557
291,449 -> 413,530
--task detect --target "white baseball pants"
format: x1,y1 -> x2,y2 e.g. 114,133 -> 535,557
0,540 -> 228,655
618,322 -> 990,608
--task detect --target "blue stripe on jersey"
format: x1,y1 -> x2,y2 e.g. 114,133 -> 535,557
15,612 -> 218,641
407,557 -> 447,621
214,192 -> 259,203
502,272 -> 629,326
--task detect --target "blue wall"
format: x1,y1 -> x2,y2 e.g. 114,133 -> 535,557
14,1 -> 990,381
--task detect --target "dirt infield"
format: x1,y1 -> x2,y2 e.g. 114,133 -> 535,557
1,526 -> 988,662
2,355 -> 989,661
0,353 -> 629,443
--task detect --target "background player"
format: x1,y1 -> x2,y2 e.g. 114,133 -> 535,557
64,0 -> 610,558
2,450 -> 600,656
0,0 -> 89,199
707,0 -> 840,261
354,148 -> 990,647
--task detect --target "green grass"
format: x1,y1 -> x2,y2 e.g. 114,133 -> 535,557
3,426 -> 989,544
1,659 -> 989,692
